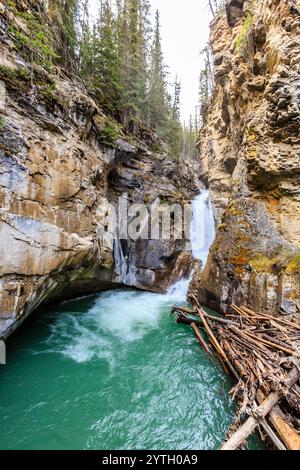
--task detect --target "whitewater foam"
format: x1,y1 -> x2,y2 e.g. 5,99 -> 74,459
46,190 -> 215,364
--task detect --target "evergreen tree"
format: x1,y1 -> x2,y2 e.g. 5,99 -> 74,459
172,77 -> 181,121
198,44 -> 213,122
97,0 -> 123,115
117,0 -> 150,130
208,0 -> 225,16
47,1 -> 191,157
165,78 -> 183,158
148,10 -> 168,134
80,4 -> 96,84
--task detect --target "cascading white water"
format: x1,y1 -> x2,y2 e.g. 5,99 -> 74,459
0,189 -> 241,451
114,235 -> 137,286
166,189 -> 215,300
190,190 -> 215,268
114,189 -> 215,301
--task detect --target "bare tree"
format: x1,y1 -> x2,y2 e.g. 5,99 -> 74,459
208,1 -> 215,16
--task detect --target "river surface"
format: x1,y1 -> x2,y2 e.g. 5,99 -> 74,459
0,284 -> 235,450
0,191 -> 262,449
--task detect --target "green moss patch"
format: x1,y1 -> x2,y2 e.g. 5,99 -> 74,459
0,65 -> 31,92
236,12 -> 254,51
286,255 -> 300,275
93,114 -> 122,146
0,115 -> 5,131
249,255 -> 276,273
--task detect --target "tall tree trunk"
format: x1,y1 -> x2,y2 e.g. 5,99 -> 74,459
208,1 -> 215,16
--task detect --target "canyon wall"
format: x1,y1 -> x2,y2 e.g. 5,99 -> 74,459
193,0 -> 300,317
0,0 -> 199,338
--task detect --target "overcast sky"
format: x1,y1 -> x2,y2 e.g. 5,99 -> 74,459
89,0 -> 211,123
150,0 -> 211,123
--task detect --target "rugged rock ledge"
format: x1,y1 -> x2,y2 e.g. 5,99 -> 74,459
193,0 -> 300,317
0,1 -> 200,338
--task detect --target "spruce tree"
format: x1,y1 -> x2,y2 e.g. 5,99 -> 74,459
117,0 -> 150,130
148,10 -> 168,134
97,0 -> 123,115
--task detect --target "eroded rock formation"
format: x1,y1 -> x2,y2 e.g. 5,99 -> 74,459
193,0 -> 300,317
0,1 -> 199,338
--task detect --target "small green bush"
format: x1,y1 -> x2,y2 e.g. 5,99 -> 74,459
94,114 -> 122,146
7,2 -> 59,71
0,65 -> 30,92
236,12 -> 254,51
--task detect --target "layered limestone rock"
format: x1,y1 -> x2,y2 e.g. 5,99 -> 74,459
0,1 -> 200,338
193,0 -> 300,317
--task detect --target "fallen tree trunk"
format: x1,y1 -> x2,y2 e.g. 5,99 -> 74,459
259,418 -> 286,450
269,409 -> 300,451
191,322 -> 212,354
257,390 -> 300,451
221,366 -> 300,450
174,307 -> 234,326
176,313 -> 203,328
196,308 -> 240,381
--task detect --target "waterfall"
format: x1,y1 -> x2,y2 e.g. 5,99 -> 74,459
114,236 -> 137,286
164,189 -> 215,301
190,190 -> 215,268
114,235 -> 127,281
114,189 -> 215,297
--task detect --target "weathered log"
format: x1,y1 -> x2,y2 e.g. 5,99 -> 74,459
221,365 -> 300,450
257,390 -> 300,451
238,306 -> 300,332
196,308 -> 240,381
191,322 -> 212,354
228,326 -> 271,353
176,313 -> 203,328
259,418 -> 286,450
244,330 -> 300,358
172,306 -> 196,315
269,410 -> 300,451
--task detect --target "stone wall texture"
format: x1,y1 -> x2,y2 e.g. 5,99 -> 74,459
193,0 -> 300,318
0,0 -> 200,337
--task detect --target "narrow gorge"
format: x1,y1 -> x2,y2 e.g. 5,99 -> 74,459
0,0 -> 299,453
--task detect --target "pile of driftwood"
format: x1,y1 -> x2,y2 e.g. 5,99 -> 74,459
172,294 -> 300,450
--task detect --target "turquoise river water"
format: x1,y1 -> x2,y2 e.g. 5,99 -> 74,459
0,192 -> 262,449
0,284 -> 262,450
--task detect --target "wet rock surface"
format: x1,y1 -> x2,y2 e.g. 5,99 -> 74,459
193,0 -> 300,317
0,1 -> 200,338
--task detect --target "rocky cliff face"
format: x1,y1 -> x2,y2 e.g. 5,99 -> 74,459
0,0 -> 200,338
193,0 -> 300,317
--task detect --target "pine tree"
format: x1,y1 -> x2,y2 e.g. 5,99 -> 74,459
137,0 -> 151,122
199,44 -> 213,122
172,77 -> 181,121
148,10 -> 168,134
97,0 -> 123,115
164,79 -> 183,158
116,0 -> 150,130
47,1 -> 190,154
80,4 -> 95,84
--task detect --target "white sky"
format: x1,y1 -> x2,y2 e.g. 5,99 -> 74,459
89,0 -> 211,123
150,0 -> 211,123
